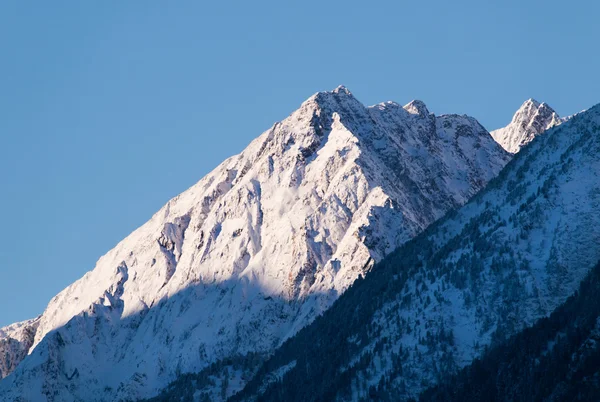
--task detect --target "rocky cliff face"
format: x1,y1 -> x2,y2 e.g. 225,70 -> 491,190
0,86 -> 509,401
491,98 -> 562,153
0,317 -> 39,380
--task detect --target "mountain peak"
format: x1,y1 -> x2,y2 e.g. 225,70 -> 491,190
519,98 -> 559,119
0,87 -> 511,401
522,98 -> 541,108
301,85 -> 358,111
491,98 -> 561,153
237,102 -> 600,402
403,100 -> 430,116
332,84 -> 352,95
312,85 -> 354,100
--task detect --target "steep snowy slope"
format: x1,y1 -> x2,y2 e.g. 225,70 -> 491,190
491,99 -> 562,153
234,103 -> 600,401
0,86 -> 509,402
0,318 -> 39,379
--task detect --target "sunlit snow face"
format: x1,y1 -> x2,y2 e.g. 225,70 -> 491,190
0,87 -> 511,401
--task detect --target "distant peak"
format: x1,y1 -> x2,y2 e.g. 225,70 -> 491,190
522,98 -> 541,108
299,85 -> 363,117
332,85 -> 352,95
403,100 -> 429,116
517,99 -> 558,117
491,98 -> 562,153
514,98 -> 559,121
307,85 -> 356,104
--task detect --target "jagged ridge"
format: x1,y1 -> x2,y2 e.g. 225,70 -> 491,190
491,98 -> 562,153
234,102 -> 600,401
0,86 -> 509,401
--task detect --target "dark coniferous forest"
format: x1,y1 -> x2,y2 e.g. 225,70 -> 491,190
420,260 -> 600,402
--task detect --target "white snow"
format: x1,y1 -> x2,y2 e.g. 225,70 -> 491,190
0,317 -> 40,379
0,86 -> 509,401
339,104 -> 600,399
491,98 -> 562,153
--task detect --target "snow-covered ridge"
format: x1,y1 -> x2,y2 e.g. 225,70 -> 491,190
0,86 -> 509,401
491,98 -> 562,153
0,317 -> 40,379
234,101 -> 600,401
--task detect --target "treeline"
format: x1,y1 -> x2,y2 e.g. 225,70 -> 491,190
145,353 -> 264,402
230,108 -> 600,401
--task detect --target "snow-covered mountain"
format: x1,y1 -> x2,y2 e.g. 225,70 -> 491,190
491,98 -> 562,153
0,86 -> 510,401
235,102 -> 600,401
0,317 -> 39,380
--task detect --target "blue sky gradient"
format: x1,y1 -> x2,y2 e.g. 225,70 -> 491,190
1,0 -> 599,326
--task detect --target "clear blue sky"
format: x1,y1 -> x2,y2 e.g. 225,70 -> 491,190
1,1 -> 599,327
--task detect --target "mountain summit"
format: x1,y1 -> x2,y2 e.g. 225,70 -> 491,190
235,102 -> 600,402
0,87 -> 509,401
491,98 -> 562,153
403,100 -> 430,116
